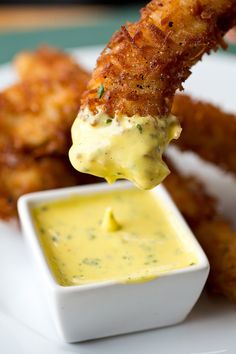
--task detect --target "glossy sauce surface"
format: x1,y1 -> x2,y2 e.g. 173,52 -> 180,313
69,108 -> 181,190
33,188 -> 197,286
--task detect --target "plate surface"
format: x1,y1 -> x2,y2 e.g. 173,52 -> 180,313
0,46 -> 236,354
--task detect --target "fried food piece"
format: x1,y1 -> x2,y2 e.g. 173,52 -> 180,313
196,219 -> 236,302
0,47 -> 99,221
14,46 -> 89,83
163,167 -> 216,227
82,0 -> 236,117
0,47 -> 90,157
70,0 -> 236,190
172,94 -> 236,175
0,74 -> 87,157
0,154 -> 100,220
164,164 -> 236,303
0,156 -> 79,199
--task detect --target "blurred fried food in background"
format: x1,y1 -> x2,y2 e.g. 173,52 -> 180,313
14,46 -> 89,83
0,153 -> 100,219
0,47 -> 99,220
164,163 -> 236,303
0,76 -> 84,156
0,47 -> 89,157
172,94 -> 236,175
170,94 -> 236,302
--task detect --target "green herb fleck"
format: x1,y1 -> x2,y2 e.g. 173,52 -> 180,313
82,257 -> 101,266
136,124 -> 143,134
88,233 -> 96,240
41,206 -> 48,211
106,118 -> 112,124
122,255 -> 131,260
98,84 -> 104,98
189,262 -> 195,266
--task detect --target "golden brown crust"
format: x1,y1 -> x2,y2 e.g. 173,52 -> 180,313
196,219 -> 236,302
81,0 -> 236,117
0,46 -> 90,157
0,154 -> 101,220
164,162 -> 236,303
14,46 -> 89,83
163,163 -> 216,226
172,94 -> 236,175
0,46 -> 99,220
0,74 -> 87,157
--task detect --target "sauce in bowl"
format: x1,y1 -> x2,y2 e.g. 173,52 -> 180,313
32,188 -> 197,286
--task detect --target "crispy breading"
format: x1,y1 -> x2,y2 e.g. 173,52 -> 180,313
164,163 -> 236,303
81,0 -> 236,117
0,154 -> 100,220
163,165 -> 216,226
196,219 -> 236,302
0,47 -> 96,220
0,75 -> 87,157
0,47 -> 90,157
172,94 -> 236,175
14,46 -> 89,83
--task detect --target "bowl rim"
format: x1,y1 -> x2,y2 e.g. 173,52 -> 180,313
17,180 -> 209,294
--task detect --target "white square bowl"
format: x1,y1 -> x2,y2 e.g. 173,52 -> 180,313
18,181 -> 209,343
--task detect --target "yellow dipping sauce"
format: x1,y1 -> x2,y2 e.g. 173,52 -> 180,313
69,108 -> 181,190
33,188 -> 197,286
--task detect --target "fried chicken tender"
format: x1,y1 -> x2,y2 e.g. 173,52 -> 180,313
0,154 -> 100,220
196,219 -> 236,302
14,46 -> 89,83
82,0 -> 236,117
0,73 -> 88,157
0,47 -> 97,220
172,94 -> 236,175
163,167 -> 216,226
0,156 -> 78,220
0,46 -> 90,157
164,164 -> 236,303
70,0 -> 236,190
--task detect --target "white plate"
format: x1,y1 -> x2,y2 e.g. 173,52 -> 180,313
0,46 -> 236,354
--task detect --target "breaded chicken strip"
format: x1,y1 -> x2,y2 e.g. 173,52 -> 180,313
164,166 -> 216,227
164,164 -> 236,303
0,154 -> 100,220
172,94 -> 236,175
0,47 -> 97,220
196,219 -> 236,302
82,1 -> 236,117
70,0 -> 236,190
0,156 -> 79,220
0,74 -> 87,157
14,46 -> 89,83
0,47 -> 90,157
